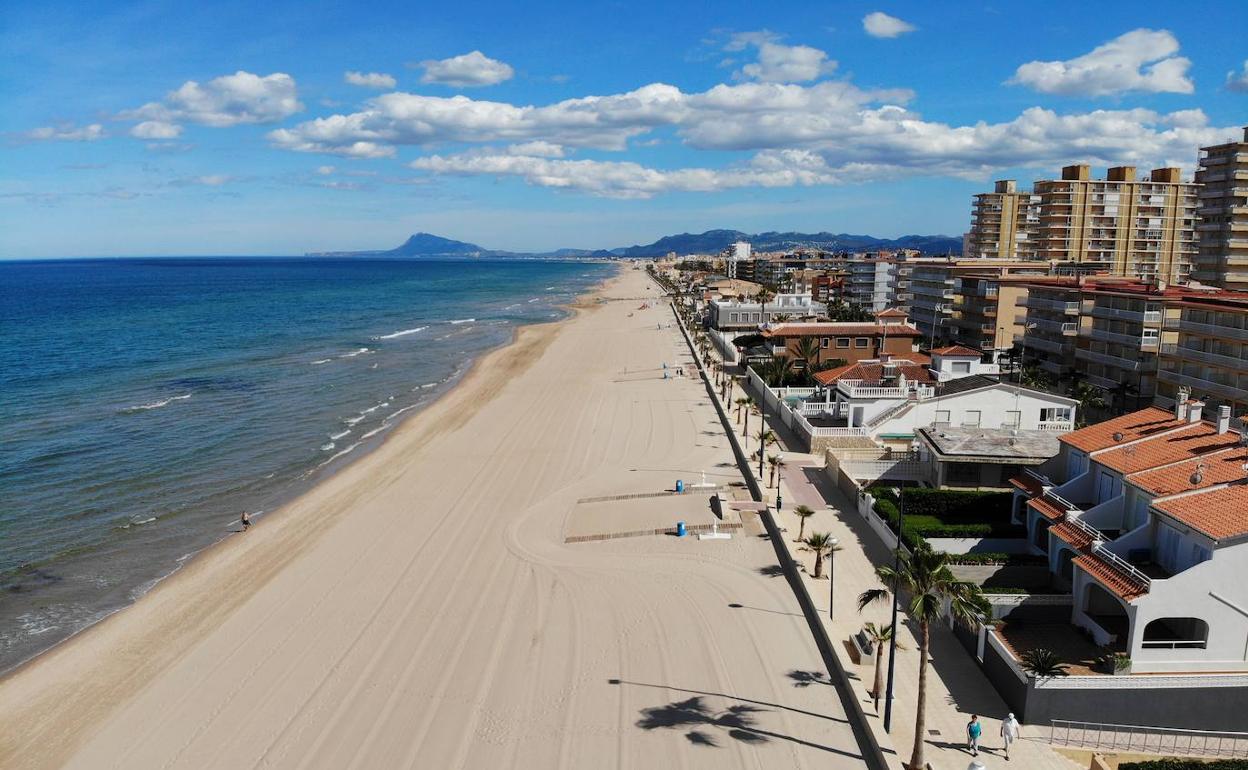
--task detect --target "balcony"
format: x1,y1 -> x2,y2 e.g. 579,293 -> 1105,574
1075,347 -> 1146,371
1175,319 -> 1248,342
1025,297 -> 1082,314
1087,327 -> 1152,347
1157,369 -> 1248,402
1159,343 -> 1248,370
1025,335 -> 1073,355
1089,306 -> 1162,323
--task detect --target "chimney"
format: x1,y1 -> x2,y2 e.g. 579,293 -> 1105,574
1216,405 -> 1232,435
1176,399 -> 1189,422
879,351 -> 892,363
1187,400 -> 1205,424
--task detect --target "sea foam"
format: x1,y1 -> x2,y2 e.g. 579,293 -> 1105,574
374,326 -> 428,340
122,393 -> 191,413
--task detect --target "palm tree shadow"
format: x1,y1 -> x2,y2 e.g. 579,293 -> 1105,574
636,696 -> 769,748
786,669 -> 832,688
756,564 -> 785,578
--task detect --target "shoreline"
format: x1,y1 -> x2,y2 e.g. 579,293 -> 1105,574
0,266 -> 620,684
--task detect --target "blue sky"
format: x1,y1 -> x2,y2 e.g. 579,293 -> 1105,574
2,0 -> 1246,258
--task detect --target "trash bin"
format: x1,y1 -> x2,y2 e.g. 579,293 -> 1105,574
676,521 -> 686,537
676,479 -> 684,493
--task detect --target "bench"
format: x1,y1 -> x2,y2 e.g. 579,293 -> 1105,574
847,630 -> 875,664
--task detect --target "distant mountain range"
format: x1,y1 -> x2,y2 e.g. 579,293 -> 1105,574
306,229 -> 962,259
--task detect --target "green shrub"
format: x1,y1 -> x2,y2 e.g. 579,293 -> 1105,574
900,488 -> 1012,521
944,553 -> 1047,566
1121,761 -> 1248,770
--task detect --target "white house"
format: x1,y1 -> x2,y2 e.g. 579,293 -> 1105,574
1011,393 -> 1248,673
708,293 -> 827,331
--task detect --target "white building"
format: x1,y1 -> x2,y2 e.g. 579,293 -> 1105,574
1012,395 -> 1248,673
707,293 -> 826,331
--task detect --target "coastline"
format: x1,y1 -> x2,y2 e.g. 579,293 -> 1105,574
0,265 -> 622,683
1,264 -> 866,769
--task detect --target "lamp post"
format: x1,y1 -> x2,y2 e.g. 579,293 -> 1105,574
829,537 -> 839,621
883,487 -> 904,733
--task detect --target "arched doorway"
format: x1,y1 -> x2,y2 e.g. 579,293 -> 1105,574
1142,617 -> 1209,650
1082,582 -> 1130,652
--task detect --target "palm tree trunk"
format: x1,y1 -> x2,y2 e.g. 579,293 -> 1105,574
909,621 -> 930,770
813,552 -> 823,579
797,518 -> 806,542
873,647 -> 884,712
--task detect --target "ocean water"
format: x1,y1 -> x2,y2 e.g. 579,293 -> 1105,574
0,257 -> 614,673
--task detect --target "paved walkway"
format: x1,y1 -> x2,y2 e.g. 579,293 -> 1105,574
760,428 -> 1081,770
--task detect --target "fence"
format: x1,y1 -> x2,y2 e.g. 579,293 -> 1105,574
1050,719 -> 1248,759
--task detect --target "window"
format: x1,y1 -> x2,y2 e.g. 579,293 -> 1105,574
820,337 -> 829,349
1041,407 -> 1072,423
1142,618 -> 1208,650
729,312 -> 739,323
946,463 -> 981,486
1003,411 -> 1021,428
855,337 -> 869,348
952,361 -> 971,374
935,410 -> 951,424
962,410 -> 982,427
836,338 -> 850,349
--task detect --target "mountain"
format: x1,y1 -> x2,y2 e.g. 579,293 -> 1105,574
306,229 -> 962,259
610,230 -> 961,256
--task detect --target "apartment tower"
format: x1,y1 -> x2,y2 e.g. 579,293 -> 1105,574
967,180 -> 1038,259
1192,127 -> 1248,290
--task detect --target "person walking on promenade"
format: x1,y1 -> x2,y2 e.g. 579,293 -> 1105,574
1000,712 -> 1020,760
967,714 -> 982,756
240,511 -> 251,533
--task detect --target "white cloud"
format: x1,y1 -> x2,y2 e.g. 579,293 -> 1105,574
27,123 -> 106,141
1010,29 -> 1194,97
507,141 -> 565,157
410,149 -> 840,199
316,165 -> 336,175
193,175 -> 233,186
124,71 -> 302,129
130,120 -> 183,139
736,41 -> 836,83
1228,60 -> 1248,93
344,71 -> 397,89
419,51 -> 514,87
862,12 -> 917,39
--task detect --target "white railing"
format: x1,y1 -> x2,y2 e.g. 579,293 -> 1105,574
837,381 -> 936,400
1025,468 -> 1053,487
1050,719 -> 1248,759
1043,489 -> 1081,514
1088,542 -> 1152,592
1036,421 -> 1075,432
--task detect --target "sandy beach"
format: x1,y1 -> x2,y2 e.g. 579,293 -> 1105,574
0,266 -> 866,769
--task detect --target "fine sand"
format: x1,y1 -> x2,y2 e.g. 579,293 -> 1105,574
0,267 -> 866,769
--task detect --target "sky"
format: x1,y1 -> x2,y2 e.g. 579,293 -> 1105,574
2,0 -> 1246,258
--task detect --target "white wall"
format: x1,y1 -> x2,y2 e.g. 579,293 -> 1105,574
866,385 -> 1076,436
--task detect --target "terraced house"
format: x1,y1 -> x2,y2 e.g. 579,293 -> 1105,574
1010,396 -> 1248,674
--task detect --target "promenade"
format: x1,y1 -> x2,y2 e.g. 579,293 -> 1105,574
0,268 -> 870,769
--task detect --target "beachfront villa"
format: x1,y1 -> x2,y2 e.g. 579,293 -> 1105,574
757,308 -> 924,366
1009,394 -> 1248,674
707,292 -> 827,331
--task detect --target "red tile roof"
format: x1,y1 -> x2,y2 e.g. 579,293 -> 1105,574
1060,406 -> 1187,453
1073,554 -> 1149,602
1009,474 -> 1044,497
876,307 -> 910,317
811,362 -> 935,386
761,323 -> 923,338
1050,521 -> 1095,551
1028,496 -> 1067,522
930,345 -> 983,357
1152,485 -> 1248,541
1093,423 -> 1243,475
1126,447 -> 1248,497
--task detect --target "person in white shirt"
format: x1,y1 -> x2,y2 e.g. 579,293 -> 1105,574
1000,712 -> 1021,761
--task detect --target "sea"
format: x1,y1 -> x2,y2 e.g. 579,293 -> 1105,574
0,256 -> 614,673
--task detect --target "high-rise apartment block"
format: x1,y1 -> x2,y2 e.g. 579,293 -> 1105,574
967,180 -> 1038,259
1192,127 -> 1248,290
969,166 -> 1198,284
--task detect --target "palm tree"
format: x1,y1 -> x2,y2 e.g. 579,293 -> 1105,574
769,455 -> 785,488
1021,648 -> 1070,678
771,313 -> 793,323
756,428 -> 777,455
795,336 -> 821,371
862,622 -> 906,713
1070,381 -> 1107,426
754,287 -> 776,324
858,547 -> 991,770
801,532 -> 841,579
793,504 -> 816,541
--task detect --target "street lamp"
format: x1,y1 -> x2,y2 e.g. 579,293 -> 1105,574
883,487 -> 905,733
828,537 -> 839,621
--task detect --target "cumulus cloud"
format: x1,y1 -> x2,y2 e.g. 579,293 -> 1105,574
123,71 -> 303,132
1228,61 -> 1248,93
130,120 -> 183,139
506,141 -> 565,157
316,165 -> 336,175
419,51 -> 514,87
863,12 -> 917,39
27,123 -> 105,141
735,41 -> 836,83
1010,29 -> 1194,97
410,148 -> 840,198
344,71 -> 397,89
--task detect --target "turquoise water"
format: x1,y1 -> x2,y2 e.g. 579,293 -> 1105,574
0,257 -> 613,672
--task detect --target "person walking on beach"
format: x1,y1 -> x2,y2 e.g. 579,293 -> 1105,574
967,714 -> 982,755
1000,712 -> 1020,760
240,511 -> 251,533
